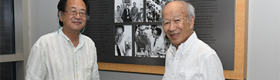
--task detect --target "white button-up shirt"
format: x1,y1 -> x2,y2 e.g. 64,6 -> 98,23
162,32 -> 224,80
25,27 -> 100,80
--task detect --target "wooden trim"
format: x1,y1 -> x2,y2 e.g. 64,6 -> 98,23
223,0 -> 248,79
98,62 -> 165,74
98,0 -> 248,79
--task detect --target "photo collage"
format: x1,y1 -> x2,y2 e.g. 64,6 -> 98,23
114,0 -> 173,58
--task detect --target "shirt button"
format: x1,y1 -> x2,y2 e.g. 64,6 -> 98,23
176,58 -> 178,60
172,73 -> 174,75
77,75 -> 78,77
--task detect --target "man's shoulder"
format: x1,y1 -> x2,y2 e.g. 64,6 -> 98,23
41,31 -> 57,38
133,7 -> 138,9
193,39 -> 217,56
81,34 -> 95,43
33,31 -> 57,46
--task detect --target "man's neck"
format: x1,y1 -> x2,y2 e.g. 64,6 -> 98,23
62,27 -> 80,47
173,31 -> 194,50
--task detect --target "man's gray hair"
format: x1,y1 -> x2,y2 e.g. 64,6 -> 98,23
178,0 -> 195,22
162,0 -> 195,22
185,2 -> 195,20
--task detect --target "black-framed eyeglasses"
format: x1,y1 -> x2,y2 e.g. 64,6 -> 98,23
64,10 -> 88,18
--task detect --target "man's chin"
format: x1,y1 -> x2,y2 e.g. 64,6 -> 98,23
70,26 -> 85,30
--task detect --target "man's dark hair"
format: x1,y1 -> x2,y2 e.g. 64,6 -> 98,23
135,25 -> 139,32
154,28 -> 162,36
115,25 -> 124,32
151,25 -> 157,30
57,0 -> 90,26
165,35 -> 168,39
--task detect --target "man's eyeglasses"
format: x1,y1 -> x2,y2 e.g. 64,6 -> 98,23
64,10 -> 88,18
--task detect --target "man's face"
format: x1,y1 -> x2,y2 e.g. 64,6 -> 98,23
60,0 -> 87,32
133,2 -> 136,7
162,1 -> 194,48
115,27 -> 124,44
117,6 -> 120,10
138,26 -> 146,35
126,5 -> 129,9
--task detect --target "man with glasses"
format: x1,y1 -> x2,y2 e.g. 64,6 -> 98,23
25,0 -> 100,80
150,27 -> 165,58
115,25 -> 132,56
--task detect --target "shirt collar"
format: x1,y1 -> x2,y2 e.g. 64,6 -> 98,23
58,27 -> 70,41
58,27 -> 84,48
170,31 -> 198,54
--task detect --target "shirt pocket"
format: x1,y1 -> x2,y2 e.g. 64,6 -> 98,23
85,67 -> 92,80
179,72 -> 202,80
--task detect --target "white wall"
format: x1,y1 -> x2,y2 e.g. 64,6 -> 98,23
247,0 -> 280,80
25,0 -> 280,80
29,0 -> 59,45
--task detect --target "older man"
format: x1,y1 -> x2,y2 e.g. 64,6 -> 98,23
25,0 -> 99,80
162,1 -> 224,80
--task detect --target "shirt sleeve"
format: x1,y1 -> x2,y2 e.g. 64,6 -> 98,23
201,54 -> 225,80
91,46 -> 100,80
25,46 -> 47,80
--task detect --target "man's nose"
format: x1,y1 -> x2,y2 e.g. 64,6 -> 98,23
74,13 -> 82,19
168,22 -> 176,32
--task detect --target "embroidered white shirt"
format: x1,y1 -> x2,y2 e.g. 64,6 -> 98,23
25,27 -> 100,80
162,32 -> 224,80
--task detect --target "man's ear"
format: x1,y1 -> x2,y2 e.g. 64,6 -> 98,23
189,16 -> 195,30
58,11 -> 63,21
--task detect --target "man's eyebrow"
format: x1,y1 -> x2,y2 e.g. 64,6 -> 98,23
70,7 -> 77,9
80,9 -> 86,11
163,19 -> 168,22
174,14 -> 182,18
70,7 -> 86,11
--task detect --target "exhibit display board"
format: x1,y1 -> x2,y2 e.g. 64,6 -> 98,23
83,0 -> 248,79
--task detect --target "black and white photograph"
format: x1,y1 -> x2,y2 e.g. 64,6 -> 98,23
146,0 -> 173,22
134,25 -> 169,58
115,25 -> 133,57
115,0 -> 144,23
